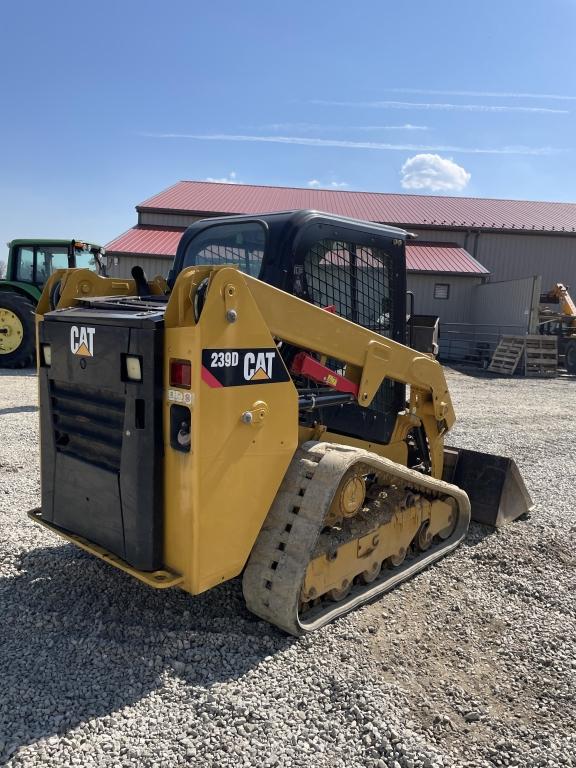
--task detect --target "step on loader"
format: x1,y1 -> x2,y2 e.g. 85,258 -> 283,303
29,211 -> 532,635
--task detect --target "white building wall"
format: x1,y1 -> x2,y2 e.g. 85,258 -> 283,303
406,273 -> 482,323
435,275 -> 543,364
474,232 -> 576,287
471,275 -> 541,332
359,222 -> 576,288
107,254 -> 172,279
408,228 -> 576,287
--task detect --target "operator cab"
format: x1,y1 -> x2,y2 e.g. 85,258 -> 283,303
8,239 -> 106,286
172,210 -> 407,343
171,210 -> 408,445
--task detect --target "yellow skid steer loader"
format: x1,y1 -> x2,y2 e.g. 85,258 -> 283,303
29,211 -> 532,634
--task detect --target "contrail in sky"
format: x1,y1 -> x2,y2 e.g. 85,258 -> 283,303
142,132 -> 560,156
256,122 -> 430,132
311,100 -> 569,114
385,88 -> 576,102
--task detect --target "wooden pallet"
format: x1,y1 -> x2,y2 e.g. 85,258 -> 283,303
524,335 -> 558,377
488,335 -> 558,377
488,336 -> 525,375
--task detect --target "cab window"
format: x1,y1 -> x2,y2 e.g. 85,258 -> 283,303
35,247 -> 69,285
74,250 -> 97,270
182,222 -> 266,278
302,237 -> 397,423
16,247 -> 34,282
303,239 -> 394,337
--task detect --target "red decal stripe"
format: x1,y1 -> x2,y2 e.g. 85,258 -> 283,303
201,365 -> 223,388
291,352 -> 359,396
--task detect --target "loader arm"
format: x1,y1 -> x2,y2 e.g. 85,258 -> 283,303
167,265 -> 454,429
244,272 -> 455,428
545,283 -> 576,325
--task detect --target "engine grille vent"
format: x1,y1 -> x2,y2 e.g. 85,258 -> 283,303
51,382 -> 125,472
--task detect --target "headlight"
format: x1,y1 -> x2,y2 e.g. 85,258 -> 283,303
124,355 -> 142,381
41,344 -> 52,366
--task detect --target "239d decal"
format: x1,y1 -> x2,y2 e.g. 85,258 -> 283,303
201,348 -> 290,388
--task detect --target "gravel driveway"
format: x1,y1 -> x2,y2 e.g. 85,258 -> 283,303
1,368 -> 575,767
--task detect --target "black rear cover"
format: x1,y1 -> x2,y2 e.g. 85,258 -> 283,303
39,309 -> 164,570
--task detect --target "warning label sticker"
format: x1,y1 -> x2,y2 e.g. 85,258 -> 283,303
201,348 -> 290,388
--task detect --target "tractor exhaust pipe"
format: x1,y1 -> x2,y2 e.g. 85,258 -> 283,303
443,446 -> 533,527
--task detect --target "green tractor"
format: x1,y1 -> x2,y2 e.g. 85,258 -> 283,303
0,239 -> 105,368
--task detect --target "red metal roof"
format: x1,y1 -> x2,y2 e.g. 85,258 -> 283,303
137,181 -> 576,234
106,226 -> 184,256
106,226 -> 487,275
406,241 -> 488,274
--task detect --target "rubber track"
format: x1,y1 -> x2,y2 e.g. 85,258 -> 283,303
243,441 -> 471,636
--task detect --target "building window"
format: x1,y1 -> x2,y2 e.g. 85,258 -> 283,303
434,283 -> 450,300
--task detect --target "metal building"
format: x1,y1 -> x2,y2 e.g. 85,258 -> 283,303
107,180 -> 576,285
105,181 -> 576,359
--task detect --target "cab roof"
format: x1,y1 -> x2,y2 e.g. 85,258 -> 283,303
8,239 -> 103,249
180,209 -> 409,239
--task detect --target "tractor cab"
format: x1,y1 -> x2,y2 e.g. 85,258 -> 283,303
0,238 -> 105,368
5,239 -> 106,288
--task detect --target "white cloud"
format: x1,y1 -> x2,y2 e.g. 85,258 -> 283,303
143,133 -> 559,156
400,154 -> 471,193
307,179 -> 348,188
204,171 -> 239,184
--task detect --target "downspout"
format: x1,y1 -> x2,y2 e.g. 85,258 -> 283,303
472,231 -> 480,261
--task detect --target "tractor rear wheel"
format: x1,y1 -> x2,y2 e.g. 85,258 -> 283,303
0,293 -> 36,368
565,340 -> 576,375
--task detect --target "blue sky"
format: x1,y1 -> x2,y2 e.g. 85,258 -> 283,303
1,0 -> 576,253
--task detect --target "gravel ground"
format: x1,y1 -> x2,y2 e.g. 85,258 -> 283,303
1,367 -> 575,767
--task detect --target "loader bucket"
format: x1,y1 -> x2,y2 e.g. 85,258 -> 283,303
443,446 -> 533,527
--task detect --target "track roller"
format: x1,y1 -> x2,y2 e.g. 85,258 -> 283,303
243,442 -> 471,635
